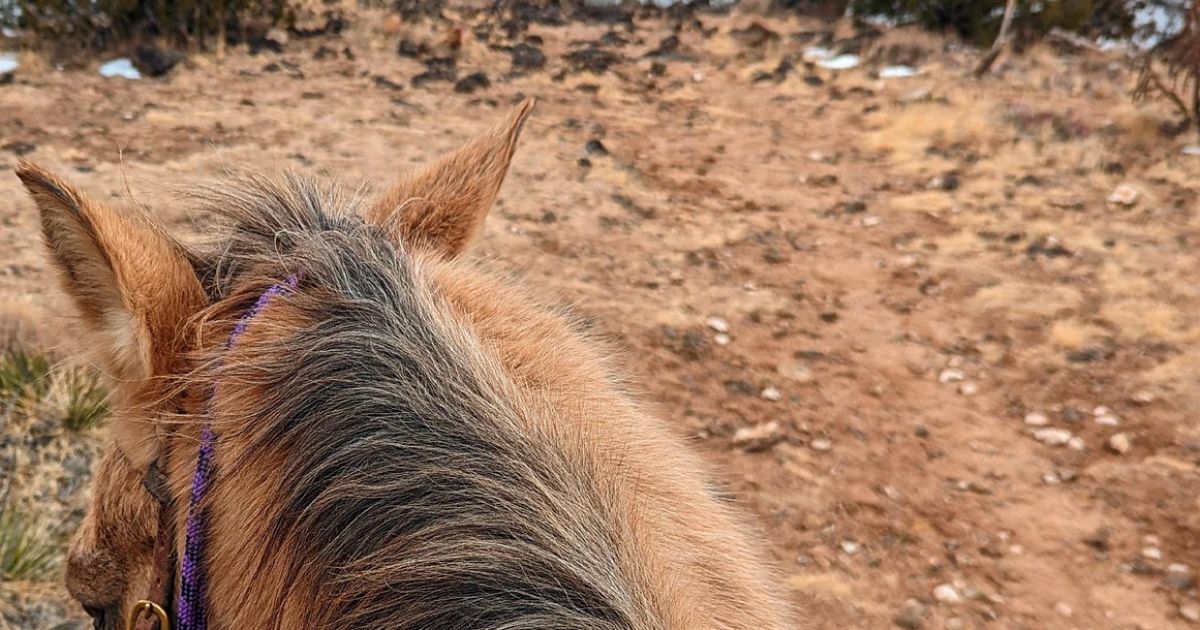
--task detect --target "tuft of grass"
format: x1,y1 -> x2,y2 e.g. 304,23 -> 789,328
0,350 -> 52,405
57,367 -> 108,432
0,502 -> 58,582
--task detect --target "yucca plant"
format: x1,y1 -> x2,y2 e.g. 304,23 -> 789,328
56,367 -> 108,432
0,350 -> 52,406
0,502 -> 58,582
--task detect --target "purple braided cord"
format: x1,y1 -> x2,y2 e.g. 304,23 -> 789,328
176,274 -> 298,630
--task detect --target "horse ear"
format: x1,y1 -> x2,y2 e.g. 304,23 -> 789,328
365,98 -> 534,258
15,161 -> 205,382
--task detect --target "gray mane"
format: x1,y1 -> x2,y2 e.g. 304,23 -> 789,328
184,173 -> 647,630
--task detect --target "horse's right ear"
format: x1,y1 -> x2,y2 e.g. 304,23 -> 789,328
364,98 -> 534,258
15,162 -> 205,382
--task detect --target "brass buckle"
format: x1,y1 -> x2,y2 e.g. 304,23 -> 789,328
127,600 -> 170,630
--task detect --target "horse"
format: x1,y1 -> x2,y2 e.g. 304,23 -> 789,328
16,100 -> 795,629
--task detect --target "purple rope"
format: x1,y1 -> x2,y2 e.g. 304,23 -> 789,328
176,274 -> 298,630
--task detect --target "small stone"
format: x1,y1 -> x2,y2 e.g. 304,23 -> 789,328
1131,390 -> 1155,404
1184,145 -> 1200,157
840,540 -> 859,554
1166,564 -> 1195,590
1106,183 -> 1140,206
810,438 -> 833,452
1143,546 -> 1163,560
713,333 -> 731,346
1107,432 -> 1132,454
898,86 -> 932,103
265,28 -> 289,50
893,603 -> 926,629
1181,604 -> 1200,623
1054,602 -> 1073,617
510,42 -> 546,72
938,369 -> 965,383
1067,436 -> 1085,451
958,382 -> 978,396
585,139 -> 609,156
1145,534 -> 1161,546
1083,527 -> 1111,551
731,421 -> 783,451
453,72 -> 490,94
1093,405 -> 1111,416
933,584 -> 961,604
1033,428 -> 1073,447
944,618 -> 964,630
1024,412 -> 1049,426
705,316 -> 730,333
1042,472 -> 1061,485
929,173 -> 961,191
1095,414 -> 1121,426
861,215 -> 882,227
761,386 -> 783,401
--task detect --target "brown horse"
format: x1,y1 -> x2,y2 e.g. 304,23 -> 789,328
17,100 -> 795,630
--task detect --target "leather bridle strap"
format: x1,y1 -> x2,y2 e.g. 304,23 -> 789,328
134,457 -> 177,630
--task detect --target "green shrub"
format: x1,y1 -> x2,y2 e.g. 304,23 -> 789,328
57,367 -> 108,432
3,0 -> 297,55
844,1 -> 1133,45
0,502 -> 58,582
0,350 -> 51,405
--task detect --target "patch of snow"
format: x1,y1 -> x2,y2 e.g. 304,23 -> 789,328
0,51 -> 17,74
99,58 -> 140,80
819,54 -> 861,71
880,65 -> 918,79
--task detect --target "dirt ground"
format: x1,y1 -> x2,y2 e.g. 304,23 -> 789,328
2,4 -> 1200,629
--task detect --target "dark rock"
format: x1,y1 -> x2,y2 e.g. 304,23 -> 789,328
730,22 -> 780,49
649,61 -> 667,76
2,141 -> 35,156
843,199 -> 867,214
893,605 -> 925,630
510,42 -> 546,72
585,139 -> 608,156
644,35 -> 680,58
132,45 -> 184,77
611,193 -> 654,219
412,57 -> 457,87
373,75 -> 404,91
1083,527 -> 1111,552
313,45 -> 338,61
803,74 -> 824,86
658,325 -> 711,361
565,46 -> 622,75
454,72 -> 490,94
0,71 -> 12,86
753,58 -> 793,84
398,38 -> 429,58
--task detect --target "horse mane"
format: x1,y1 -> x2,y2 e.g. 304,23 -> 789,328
179,172 -> 653,629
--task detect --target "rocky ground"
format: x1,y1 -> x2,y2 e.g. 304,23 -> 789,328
1,3 -> 1199,628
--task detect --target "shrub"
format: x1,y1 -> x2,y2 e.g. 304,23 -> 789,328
0,350 -> 51,406
1132,1 -> 1200,134
2,0 -> 297,55
0,502 -> 58,582
55,366 -> 108,432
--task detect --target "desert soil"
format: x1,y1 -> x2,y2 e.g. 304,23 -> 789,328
1,4 -> 1199,629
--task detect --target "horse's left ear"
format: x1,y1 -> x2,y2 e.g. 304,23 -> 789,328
364,98 -> 534,258
15,161 -> 206,383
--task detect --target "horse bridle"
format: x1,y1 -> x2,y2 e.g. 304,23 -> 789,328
126,275 -> 299,630
130,458 -> 176,630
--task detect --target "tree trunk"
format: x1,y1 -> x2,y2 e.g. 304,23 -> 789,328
974,0 -> 1019,77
